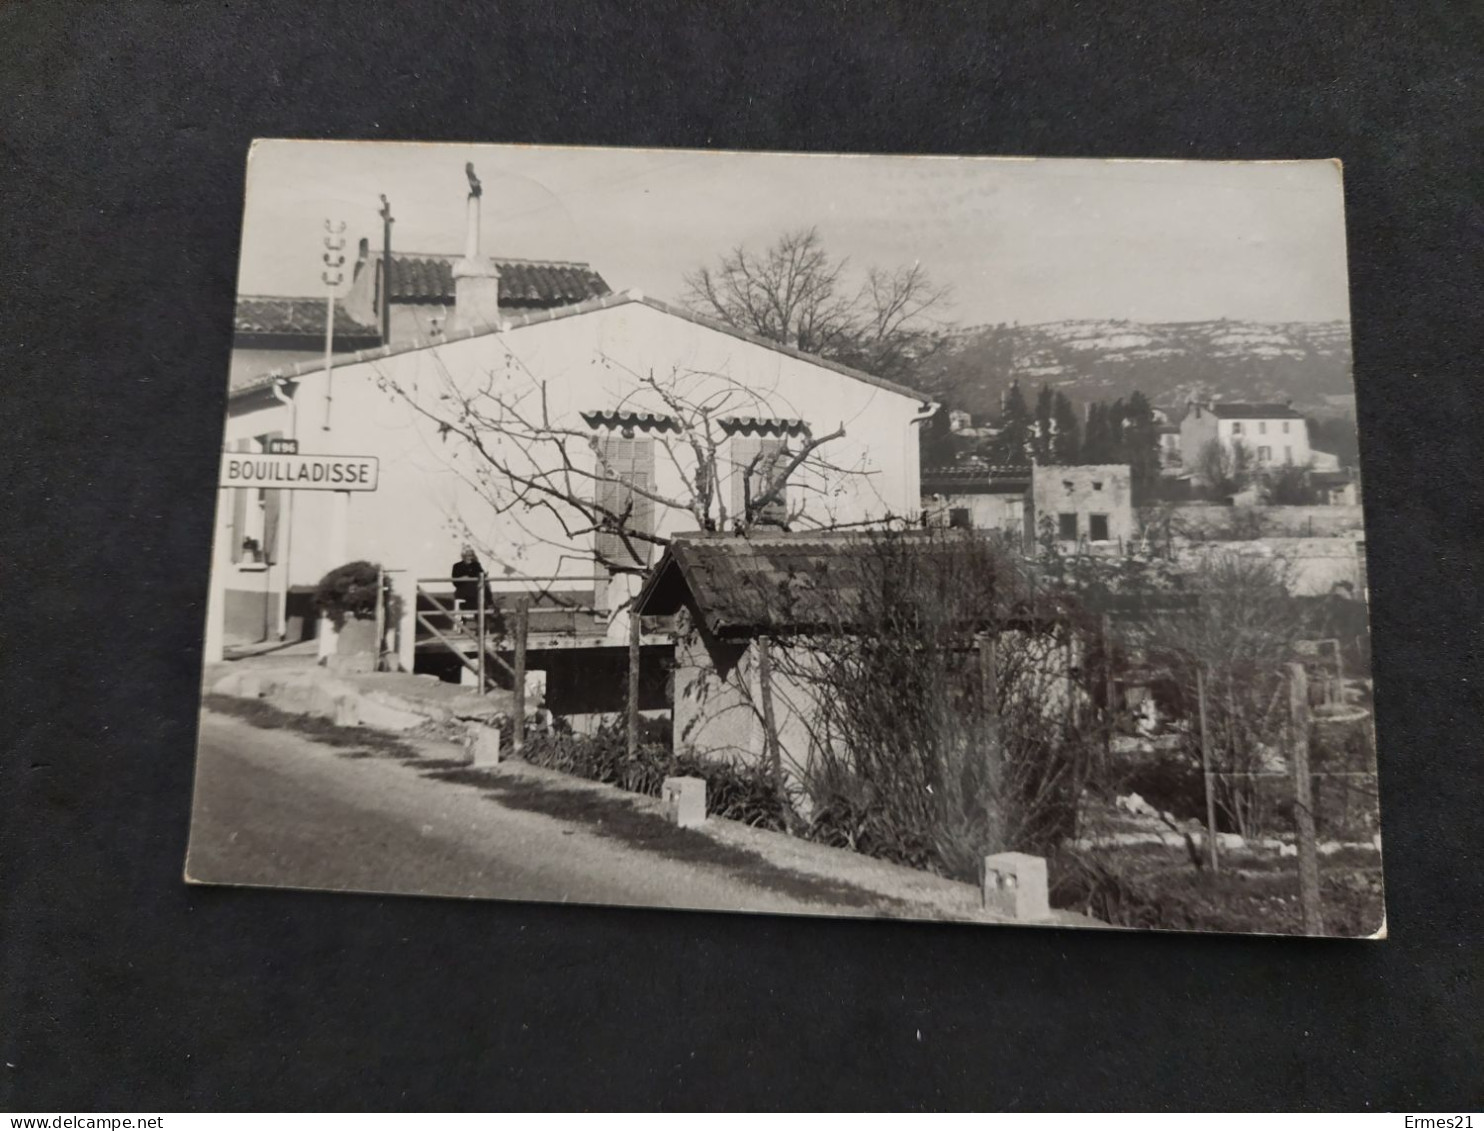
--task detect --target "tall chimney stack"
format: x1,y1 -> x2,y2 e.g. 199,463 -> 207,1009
450,163 -> 502,332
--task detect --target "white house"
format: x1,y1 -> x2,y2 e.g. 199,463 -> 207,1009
1180,401 -> 1313,480
209,188 -> 936,667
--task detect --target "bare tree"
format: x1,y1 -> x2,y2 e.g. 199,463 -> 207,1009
1194,437 -> 1254,499
372,346 -> 867,579
683,227 -> 953,385
700,528 -> 1102,879
1125,549 -> 1303,839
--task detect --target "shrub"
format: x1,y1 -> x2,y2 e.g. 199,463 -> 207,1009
1054,849 -> 1385,936
314,560 -> 383,627
755,528 -> 1099,884
520,719 -> 791,830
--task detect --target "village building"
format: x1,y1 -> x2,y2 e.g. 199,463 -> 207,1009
923,463 -> 1134,555
339,238 -> 612,344
1029,463 -> 1134,551
1179,400 -> 1338,480
210,171 -> 937,721
920,465 -> 1031,538
230,229 -> 610,391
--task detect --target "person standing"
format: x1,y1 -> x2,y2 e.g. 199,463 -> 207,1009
451,545 -> 492,628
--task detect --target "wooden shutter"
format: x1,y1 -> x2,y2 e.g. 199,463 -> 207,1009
730,436 -> 759,522
756,438 -> 787,525
594,435 -> 654,568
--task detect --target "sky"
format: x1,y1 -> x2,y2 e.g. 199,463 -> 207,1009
237,140 -> 1352,327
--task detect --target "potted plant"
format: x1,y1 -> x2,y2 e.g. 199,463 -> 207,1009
314,560 -> 384,673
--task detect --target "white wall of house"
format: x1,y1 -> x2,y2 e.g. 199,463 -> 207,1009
1222,416 -> 1311,468
216,297 -> 929,642
1181,405 -> 1312,478
674,618 -> 1085,784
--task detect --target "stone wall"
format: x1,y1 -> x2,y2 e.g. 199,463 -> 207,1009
1141,504 -> 1365,541
1030,464 -> 1134,547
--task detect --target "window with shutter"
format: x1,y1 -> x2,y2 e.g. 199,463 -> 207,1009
594,434 -> 655,568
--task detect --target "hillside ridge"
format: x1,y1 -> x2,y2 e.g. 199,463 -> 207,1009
919,318 -> 1354,418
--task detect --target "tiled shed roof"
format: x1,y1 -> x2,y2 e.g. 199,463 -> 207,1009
637,530 -> 1005,638
637,532 -> 884,637
379,252 -> 611,308
235,296 -> 380,340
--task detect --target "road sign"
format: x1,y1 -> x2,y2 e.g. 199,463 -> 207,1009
266,437 -> 299,454
220,451 -> 380,491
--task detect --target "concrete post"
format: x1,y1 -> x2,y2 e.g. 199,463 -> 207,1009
980,851 -> 1050,922
316,612 -> 338,663
390,570 -> 417,674
662,776 -> 706,828
467,721 -> 502,768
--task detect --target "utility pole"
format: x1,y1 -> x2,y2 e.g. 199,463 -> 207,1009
1197,665 -> 1220,873
1288,662 -> 1325,935
378,195 -> 394,345
271,377 -> 298,641
626,603 -> 641,759
321,220 -> 346,432
513,596 -> 529,758
317,220 -> 349,663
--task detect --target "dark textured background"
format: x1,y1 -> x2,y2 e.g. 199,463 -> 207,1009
1,0 -> 1480,1111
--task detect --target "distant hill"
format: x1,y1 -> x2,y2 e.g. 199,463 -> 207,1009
915,319 -> 1354,419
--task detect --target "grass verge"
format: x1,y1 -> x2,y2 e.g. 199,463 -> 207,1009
202,694 -> 425,762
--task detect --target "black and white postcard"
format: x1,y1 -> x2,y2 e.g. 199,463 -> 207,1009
188,141 -> 1381,937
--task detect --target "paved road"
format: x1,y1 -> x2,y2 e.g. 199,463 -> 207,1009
187,711 -> 882,916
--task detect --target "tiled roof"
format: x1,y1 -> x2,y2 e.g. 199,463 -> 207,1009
1209,402 -> 1304,420
235,296 -> 380,340
579,410 -> 681,433
381,252 -> 611,308
921,465 -> 1032,494
229,291 -> 933,406
718,416 -> 809,436
637,530 -> 992,638
922,465 -> 1032,481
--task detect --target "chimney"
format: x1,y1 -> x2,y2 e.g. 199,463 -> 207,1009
450,163 -> 501,332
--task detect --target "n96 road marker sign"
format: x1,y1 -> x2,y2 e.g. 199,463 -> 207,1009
220,452 -> 380,491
